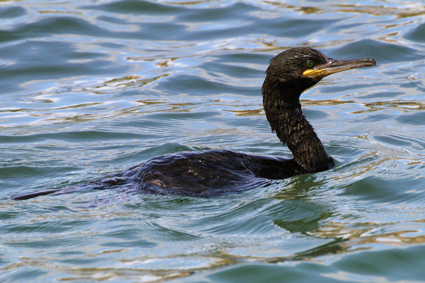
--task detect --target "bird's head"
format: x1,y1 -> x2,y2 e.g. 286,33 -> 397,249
263,47 -> 376,106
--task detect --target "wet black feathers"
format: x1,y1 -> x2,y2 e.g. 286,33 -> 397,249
12,48 -> 343,200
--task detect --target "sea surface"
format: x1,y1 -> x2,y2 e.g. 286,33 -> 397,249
1,0 -> 425,282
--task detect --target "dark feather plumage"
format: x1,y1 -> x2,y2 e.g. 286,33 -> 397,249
12,47 -> 375,200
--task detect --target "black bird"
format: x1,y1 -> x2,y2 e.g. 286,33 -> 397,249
12,47 -> 376,200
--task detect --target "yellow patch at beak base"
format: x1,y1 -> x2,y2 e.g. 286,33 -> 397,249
303,69 -> 326,77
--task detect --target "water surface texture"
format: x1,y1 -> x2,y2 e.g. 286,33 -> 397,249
1,0 -> 425,282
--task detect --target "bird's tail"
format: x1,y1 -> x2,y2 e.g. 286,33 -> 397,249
11,189 -> 60,200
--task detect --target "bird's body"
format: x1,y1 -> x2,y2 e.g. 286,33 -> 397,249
12,47 -> 375,200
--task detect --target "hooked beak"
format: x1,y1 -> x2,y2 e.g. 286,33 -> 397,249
303,58 -> 376,78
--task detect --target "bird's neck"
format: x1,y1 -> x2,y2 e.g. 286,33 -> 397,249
262,80 -> 332,170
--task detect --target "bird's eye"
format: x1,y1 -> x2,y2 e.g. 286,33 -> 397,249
306,60 -> 314,68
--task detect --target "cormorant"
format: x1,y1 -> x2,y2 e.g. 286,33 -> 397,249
12,47 -> 376,200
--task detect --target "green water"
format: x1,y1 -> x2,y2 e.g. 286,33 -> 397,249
1,0 -> 425,282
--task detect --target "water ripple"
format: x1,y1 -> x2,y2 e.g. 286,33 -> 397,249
1,0 -> 425,282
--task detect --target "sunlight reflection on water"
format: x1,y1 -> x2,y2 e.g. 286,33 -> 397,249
1,0 -> 425,282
